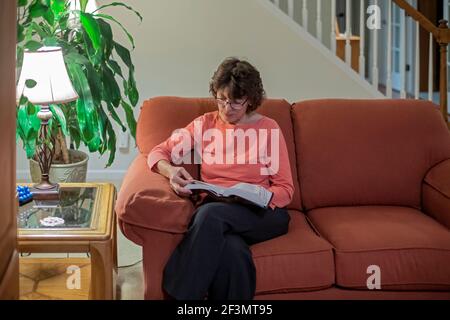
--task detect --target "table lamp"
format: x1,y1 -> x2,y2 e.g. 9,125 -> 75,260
16,46 -> 78,200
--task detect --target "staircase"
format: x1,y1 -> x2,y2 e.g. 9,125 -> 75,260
268,0 -> 450,127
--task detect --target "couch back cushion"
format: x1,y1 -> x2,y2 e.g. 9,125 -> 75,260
136,96 -> 302,210
292,99 -> 450,211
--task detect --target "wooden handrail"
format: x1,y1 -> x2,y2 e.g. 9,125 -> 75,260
393,0 -> 450,44
393,0 -> 449,125
392,0 -> 440,39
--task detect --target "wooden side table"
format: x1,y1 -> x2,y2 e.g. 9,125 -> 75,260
17,183 -> 117,300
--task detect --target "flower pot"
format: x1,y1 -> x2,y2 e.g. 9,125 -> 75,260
29,149 -> 89,184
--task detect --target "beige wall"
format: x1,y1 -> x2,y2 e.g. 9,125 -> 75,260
17,0 -> 382,179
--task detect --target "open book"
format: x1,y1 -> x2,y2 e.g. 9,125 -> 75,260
184,180 -> 273,209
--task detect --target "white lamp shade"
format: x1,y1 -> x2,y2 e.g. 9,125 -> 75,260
16,46 -> 78,105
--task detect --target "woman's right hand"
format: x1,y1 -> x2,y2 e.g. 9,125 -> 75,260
167,166 -> 194,197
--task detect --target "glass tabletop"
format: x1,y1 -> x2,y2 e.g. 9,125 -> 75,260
18,186 -> 97,230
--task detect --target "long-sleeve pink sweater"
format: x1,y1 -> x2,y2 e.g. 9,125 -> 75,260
147,111 -> 294,210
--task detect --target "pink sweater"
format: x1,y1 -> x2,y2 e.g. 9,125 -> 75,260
147,111 -> 294,210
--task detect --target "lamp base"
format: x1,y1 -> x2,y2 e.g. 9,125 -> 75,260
31,183 -> 60,201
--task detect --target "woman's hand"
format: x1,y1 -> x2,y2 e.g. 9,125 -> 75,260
167,166 -> 194,197
154,160 -> 194,197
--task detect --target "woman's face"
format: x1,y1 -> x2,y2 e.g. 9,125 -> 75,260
216,87 -> 249,124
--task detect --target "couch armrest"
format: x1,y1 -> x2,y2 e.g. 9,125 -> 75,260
422,159 -> 450,229
115,155 -> 195,234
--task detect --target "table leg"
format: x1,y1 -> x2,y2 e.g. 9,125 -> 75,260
89,239 -> 116,300
113,219 -> 118,273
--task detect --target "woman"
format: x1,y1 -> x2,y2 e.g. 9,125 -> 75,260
147,57 -> 294,300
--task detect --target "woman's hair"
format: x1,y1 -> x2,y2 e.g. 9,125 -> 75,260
209,57 -> 266,113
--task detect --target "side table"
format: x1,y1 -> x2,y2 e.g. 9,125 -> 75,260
17,182 -> 117,300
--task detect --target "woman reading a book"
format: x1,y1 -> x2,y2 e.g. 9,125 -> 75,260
147,57 -> 294,300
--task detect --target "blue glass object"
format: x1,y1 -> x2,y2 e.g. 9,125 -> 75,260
17,185 -> 33,206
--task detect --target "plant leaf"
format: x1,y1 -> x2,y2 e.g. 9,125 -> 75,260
43,36 -> 59,46
80,12 -> 102,53
106,102 -> 126,131
67,63 -> 101,152
80,0 -> 89,12
17,24 -> 25,43
25,79 -> 37,88
50,0 -> 66,21
50,104 -> 68,136
17,103 -> 41,158
43,9 -> 55,25
97,19 -> 113,58
24,40 -> 43,51
105,122 -> 116,167
107,60 -> 123,78
102,66 -> 121,108
30,21 -> 48,39
29,2 -> 48,18
84,63 -> 103,105
65,51 -> 91,65
96,104 -> 109,154
127,70 -> 139,106
82,24 -> 102,66
94,2 -> 143,22
96,13 -> 135,49
114,42 -> 132,69
120,99 -> 136,139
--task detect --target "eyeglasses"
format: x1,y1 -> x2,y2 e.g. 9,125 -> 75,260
215,97 -> 248,110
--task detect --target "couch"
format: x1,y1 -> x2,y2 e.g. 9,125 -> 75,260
116,96 -> 450,300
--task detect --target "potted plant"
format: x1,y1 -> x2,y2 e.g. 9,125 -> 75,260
16,0 -> 142,183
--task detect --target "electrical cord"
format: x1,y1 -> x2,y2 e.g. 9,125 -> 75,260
118,259 -> 143,269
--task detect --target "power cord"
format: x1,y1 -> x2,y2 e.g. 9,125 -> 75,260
118,259 -> 143,269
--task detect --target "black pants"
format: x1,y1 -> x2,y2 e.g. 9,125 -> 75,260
162,199 -> 290,300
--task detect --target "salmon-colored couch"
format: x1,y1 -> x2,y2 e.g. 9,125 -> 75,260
116,97 -> 450,300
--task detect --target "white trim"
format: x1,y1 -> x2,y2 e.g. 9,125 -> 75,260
260,0 -> 385,98
287,0 -> 294,19
331,0 -> 336,54
302,0 -> 308,31
386,0 -> 393,98
359,0 -> 365,79
16,169 -> 126,182
316,0 -> 322,43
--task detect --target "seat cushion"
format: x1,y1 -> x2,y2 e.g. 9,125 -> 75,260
251,210 -> 335,294
307,206 -> 450,290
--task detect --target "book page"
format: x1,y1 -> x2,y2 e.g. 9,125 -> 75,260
184,180 -> 226,196
223,183 -> 272,208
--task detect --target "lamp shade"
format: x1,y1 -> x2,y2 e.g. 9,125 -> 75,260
16,46 -> 78,105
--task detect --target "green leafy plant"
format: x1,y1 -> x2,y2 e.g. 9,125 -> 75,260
16,0 -> 142,167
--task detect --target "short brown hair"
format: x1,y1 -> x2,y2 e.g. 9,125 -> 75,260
209,57 -> 266,113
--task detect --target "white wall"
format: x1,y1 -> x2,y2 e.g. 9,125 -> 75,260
16,0 -> 382,180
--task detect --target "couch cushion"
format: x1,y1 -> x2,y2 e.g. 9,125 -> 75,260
136,96 -> 302,210
307,206 -> 450,290
251,210 -> 334,294
292,99 -> 450,210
